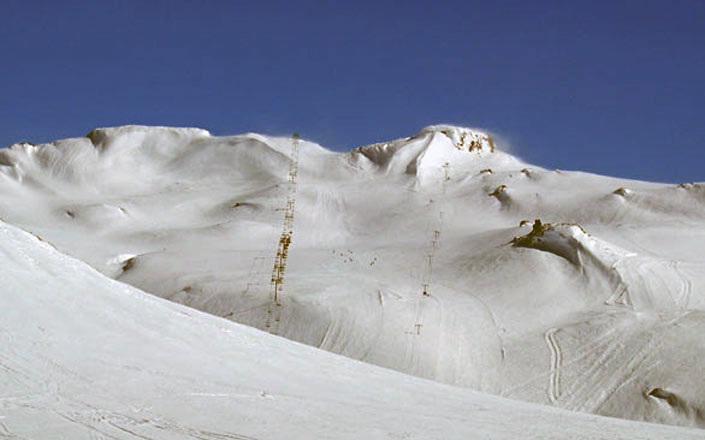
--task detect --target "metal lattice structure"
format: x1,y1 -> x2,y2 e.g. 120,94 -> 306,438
270,133 -> 300,306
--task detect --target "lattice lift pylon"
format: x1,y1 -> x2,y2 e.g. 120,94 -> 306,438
270,133 -> 300,306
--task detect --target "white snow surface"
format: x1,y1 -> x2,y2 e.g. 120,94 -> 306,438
2,124 -> 705,437
2,219 -> 700,439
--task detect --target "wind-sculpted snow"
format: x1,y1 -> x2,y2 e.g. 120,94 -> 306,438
8,220 -> 699,439
2,124 -> 705,432
512,222 -> 698,309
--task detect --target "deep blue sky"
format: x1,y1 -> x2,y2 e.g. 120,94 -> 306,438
1,1 -> 704,182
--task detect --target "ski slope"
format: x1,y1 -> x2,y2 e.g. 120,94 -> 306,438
1,219 -> 702,439
2,124 -> 705,433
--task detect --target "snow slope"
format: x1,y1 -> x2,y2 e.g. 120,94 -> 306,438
5,219 -> 702,439
2,124 -> 705,431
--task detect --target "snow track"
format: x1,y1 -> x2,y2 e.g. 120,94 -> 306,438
544,327 -> 562,403
672,260 -> 693,308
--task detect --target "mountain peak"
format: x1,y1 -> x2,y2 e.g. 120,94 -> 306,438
418,125 -> 496,153
352,124 -> 508,178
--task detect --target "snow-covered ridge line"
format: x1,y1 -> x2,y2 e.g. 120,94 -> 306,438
85,125 -> 212,151
512,221 -> 696,309
0,124 -> 512,186
2,123 -> 495,152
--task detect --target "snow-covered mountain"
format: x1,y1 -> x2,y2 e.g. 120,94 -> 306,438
3,219 -> 701,439
2,124 -> 705,435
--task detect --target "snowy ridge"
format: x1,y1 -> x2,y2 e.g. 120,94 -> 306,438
513,222 -> 694,309
608,184 -> 705,222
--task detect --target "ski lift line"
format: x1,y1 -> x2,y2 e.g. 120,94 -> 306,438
270,135 -> 300,310
419,163 -> 450,297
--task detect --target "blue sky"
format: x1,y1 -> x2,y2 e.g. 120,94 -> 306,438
1,0 -> 704,182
